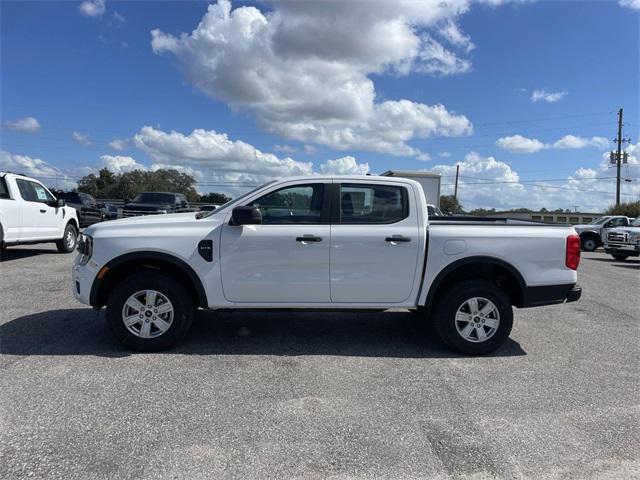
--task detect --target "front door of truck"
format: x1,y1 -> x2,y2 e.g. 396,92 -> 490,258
330,182 -> 420,303
15,179 -> 61,241
220,182 -> 330,303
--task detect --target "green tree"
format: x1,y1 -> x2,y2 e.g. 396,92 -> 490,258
77,168 -> 199,201
469,207 -> 496,216
199,192 -> 231,204
605,201 -> 640,217
439,195 -> 463,215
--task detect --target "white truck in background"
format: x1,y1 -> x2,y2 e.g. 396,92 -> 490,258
382,171 -> 441,208
72,175 -> 582,355
0,172 -> 79,254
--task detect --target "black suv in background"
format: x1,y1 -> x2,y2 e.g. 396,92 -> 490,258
122,192 -> 193,217
54,191 -> 103,227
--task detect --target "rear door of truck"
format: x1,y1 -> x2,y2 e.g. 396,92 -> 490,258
330,180 -> 421,303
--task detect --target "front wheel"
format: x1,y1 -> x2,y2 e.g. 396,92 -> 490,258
106,272 -> 194,351
56,223 -> 77,253
581,236 -> 598,252
434,280 -> 513,355
612,254 -> 629,261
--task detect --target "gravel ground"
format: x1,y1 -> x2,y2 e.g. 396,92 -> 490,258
1,246 -> 638,479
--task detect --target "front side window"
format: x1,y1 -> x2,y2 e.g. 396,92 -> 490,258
0,177 -> 9,199
606,218 -> 627,228
16,179 -> 54,203
339,183 -> 408,224
249,184 -> 324,224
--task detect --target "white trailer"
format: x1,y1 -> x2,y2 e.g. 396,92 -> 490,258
380,171 -> 441,208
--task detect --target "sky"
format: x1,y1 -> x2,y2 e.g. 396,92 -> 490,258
1,0 -> 639,211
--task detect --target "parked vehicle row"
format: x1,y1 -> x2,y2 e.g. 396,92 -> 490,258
73,175 -> 582,355
1,172 -> 79,253
52,191 -> 118,227
122,192 -> 195,217
603,216 -> 640,261
573,215 -> 633,251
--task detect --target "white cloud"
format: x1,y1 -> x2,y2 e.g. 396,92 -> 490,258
496,134 -> 547,154
303,145 -> 318,155
0,150 -> 76,190
496,134 -> 610,154
150,0 -> 475,158
531,89 -> 568,103
134,126 -> 313,186
72,131 -> 93,146
273,144 -> 298,155
619,0 -> 640,10
79,0 -> 106,17
319,156 -> 370,175
431,150 -> 640,211
100,155 -> 145,173
3,117 -> 40,133
108,138 -> 129,151
111,11 -> 125,25
552,135 -> 609,150
438,151 -> 452,158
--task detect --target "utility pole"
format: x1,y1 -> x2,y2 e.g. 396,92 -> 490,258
611,108 -> 631,207
454,164 -> 460,200
616,108 -> 623,207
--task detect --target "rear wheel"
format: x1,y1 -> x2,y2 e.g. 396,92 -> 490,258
434,280 -> 513,355
612,254 -> 629,261
56,223 -> 77,253
106,272 -> 194,351
581,235 -> 598,252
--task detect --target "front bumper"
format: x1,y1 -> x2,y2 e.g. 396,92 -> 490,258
604,243 -> 640,255
521,284 -> 582,308
72,260 -> 98,306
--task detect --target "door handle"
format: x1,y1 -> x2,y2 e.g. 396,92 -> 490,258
386,235 -> 411,243
40,209 -> 47,213
296,235 -> 322,243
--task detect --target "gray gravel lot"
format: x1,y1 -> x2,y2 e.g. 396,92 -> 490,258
1,246 -> 638,479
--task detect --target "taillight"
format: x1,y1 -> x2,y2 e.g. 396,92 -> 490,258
566,234 -> 581,270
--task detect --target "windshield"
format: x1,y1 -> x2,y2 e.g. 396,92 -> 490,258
590,216 -> 608,225
631,217 -> 640,227
427,205 -> 444,216
198,181 -> 277,219
132,192 -> 175,204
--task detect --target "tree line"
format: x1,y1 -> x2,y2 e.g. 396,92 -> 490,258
76,168 -> 231,204
440,194 -> 640,217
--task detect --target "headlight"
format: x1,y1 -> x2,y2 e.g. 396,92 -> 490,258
631,234 -> 639,243
77,234 -> 93,264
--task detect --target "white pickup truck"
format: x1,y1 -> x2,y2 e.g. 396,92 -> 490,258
72,175 -> 582,354
1,172 -> 79,254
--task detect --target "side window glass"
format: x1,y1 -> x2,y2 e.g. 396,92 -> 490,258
32,183 -> 54,203
340,184 -> 408,224
0,177 -> 10,199
249,184 -> 323,224
16,179 -> 37,202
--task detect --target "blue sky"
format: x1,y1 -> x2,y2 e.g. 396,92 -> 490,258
1,0 -> 639,210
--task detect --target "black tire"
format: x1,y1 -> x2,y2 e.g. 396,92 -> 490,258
612,254 -> 629,261
580,235 -> 598,252
433,280 -> 513,355
56,223 -> 78,253
106,272 -> 194,352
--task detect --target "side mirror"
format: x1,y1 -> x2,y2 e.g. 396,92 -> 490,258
56,199 -> 66,207
124,198 -> 130,204
230,206 -> 262,226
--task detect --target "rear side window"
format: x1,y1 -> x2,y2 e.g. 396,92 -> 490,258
16,179 -> 54,203
339,184 -> 408,224
0,177 -> 9,199
249,184 -> 324,224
